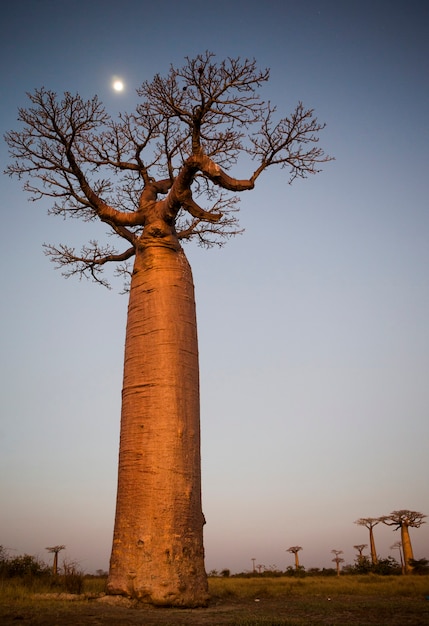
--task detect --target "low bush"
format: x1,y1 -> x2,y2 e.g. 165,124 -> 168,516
62,560 -> 84,594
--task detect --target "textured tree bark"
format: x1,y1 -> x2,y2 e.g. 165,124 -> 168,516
107,243 -> 208,606
369,528 -> 378,565
401,526 -> 414,574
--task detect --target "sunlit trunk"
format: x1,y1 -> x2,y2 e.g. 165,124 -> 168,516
401,525 -> 414,574
369,528 -> 378,565
107,243 -> 208,606
52,553 -> 58,576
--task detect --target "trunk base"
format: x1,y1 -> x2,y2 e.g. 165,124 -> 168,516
106,581 -> 209,607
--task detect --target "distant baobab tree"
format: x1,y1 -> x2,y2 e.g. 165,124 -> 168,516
353,544 -> 367,566
354,517 -> 381,565
331,550 -> 344,576
45,545 -> 65,576
390,541 -> 404,574
381,510 -> 427,574
286,546 -> 303,570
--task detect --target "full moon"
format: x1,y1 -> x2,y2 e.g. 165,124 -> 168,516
112,79 -> 124,92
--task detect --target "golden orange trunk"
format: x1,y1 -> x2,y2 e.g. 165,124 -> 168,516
401,526 -> 414,574
107,244 -> 208,606
369,528 -> 378,565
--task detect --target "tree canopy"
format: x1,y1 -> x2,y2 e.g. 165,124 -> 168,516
381,510 -> 427,530
5,52 -> 332,289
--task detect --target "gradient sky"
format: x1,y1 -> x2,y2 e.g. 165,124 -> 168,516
1,0 -> 428,574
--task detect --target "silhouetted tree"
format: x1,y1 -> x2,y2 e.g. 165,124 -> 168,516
45,545 -> 65,576
381,510 -> 427,574
354,518 -> 381,565
391,541 -> 404,574
5,52 -> 331,606
353,544 -> 368,566
331,550 -> 344,576
286,546 -> 303,570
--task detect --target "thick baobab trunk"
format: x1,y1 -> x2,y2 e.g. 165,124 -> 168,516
401,526 -> 414,574
107,243 -> 208,606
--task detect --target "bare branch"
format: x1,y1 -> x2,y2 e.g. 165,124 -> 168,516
5,53 -> 332,287
354,517 -> 382,529
44,241 -> 135,288
249,102 -> 333,184
381,510 -> 427,530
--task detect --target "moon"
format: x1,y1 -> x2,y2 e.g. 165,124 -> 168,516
112,78 -> 124,92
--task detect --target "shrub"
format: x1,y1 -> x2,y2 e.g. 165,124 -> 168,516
3,554 -> 50,580
409,558 -> 429,574
61,560 -> 85,594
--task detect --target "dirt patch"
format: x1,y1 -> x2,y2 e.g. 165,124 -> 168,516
1,594 -> 428,625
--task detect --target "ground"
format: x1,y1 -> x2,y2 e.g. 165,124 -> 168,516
1,593 -> 428,625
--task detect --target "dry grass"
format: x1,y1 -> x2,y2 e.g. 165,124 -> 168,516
0,575 -> 428,625
208,574 -> 429,598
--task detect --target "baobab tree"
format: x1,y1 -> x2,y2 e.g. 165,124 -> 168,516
390,541 -> 404,574
381,510 -> 427,574
331,550 -> 344,576
286,546 -> 303,571
353,544 -> 367,566
5,52 -> 331,606
45,545 -> 65,576
354,517 -> 381,565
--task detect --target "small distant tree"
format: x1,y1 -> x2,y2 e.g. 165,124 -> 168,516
391,541 -> 404,574
353,555 -> 372,574
353,544 -> 367,566
331,550 -> 344,576
381,510 -> 427,574
286,546 -> 303,571
354,518 -> 381,565
45,545 -> 65,576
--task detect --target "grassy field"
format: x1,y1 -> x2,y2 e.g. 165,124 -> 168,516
0,575 -> 428,625
209,573 -> 429,598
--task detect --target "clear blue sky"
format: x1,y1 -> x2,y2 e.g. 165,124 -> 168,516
1,0 -> 428,574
